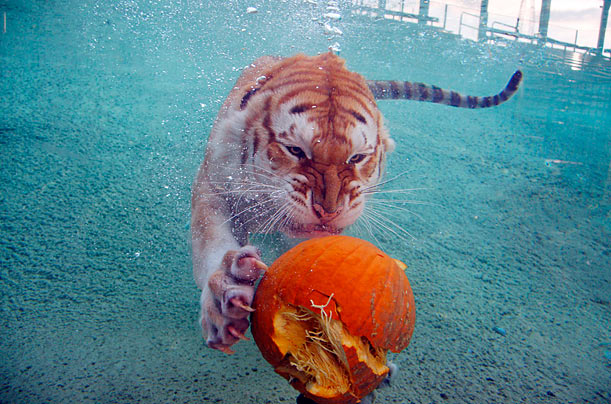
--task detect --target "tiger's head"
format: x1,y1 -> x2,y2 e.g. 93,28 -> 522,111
242,53 -> 393,238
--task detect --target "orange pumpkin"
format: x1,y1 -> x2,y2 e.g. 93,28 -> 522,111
251,235 -> 416,404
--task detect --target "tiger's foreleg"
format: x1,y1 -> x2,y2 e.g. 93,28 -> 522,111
191,177 -> 267,354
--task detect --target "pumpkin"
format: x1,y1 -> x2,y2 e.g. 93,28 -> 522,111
250,235 -> 416,404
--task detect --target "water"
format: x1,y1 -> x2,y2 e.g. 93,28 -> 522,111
1,1 -> 609,403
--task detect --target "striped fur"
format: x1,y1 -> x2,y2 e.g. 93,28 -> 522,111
195,53 -> 392,241
191,52 -> 523,355
367,70 -> 522,108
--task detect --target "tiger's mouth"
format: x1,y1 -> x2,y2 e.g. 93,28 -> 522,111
284,223 -> 343,239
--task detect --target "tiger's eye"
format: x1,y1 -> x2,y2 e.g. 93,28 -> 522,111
286,146 -> 306,159
349,154 -> 367,164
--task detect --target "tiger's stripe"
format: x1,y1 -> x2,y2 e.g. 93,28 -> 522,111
366,70 -> 523,108
193,52 -> 527,357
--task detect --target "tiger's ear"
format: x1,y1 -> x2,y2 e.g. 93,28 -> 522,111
384,137 -> 396,153
376,118 -> 394,153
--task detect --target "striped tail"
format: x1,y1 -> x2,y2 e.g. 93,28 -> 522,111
366,70 -> 522,108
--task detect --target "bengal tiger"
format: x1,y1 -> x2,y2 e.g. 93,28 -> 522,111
191,53 -> 522,357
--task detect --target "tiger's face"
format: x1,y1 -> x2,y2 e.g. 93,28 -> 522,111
246,54 -> 393,238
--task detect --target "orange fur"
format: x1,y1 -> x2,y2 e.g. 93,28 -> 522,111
191,52 -> 522,365
191,53 -> 394,354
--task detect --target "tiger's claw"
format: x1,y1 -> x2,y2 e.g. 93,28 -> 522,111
230,297 -> 255,312
254,260 -> 268,272
200,246 -> 266,353
213,344 -> 236,355
228,325 -> 250,341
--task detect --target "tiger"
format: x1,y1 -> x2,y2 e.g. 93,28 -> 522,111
191,52 -> 522,357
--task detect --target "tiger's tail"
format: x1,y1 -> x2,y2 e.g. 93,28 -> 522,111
366,70 -> 522,108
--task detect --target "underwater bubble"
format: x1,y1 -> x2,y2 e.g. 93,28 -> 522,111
323,22 -> 342,36
329,42 -> 341,53
323,12 -> 340,20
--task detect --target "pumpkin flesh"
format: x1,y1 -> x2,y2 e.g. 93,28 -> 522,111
271,301 -> 388,402
251,236 -> 415,404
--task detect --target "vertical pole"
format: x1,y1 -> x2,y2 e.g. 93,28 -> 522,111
597,0 -> 611,54
478,0 -> 489,42
538,0 -> 552,41
574,30 -> 578,46
418,0 -> 430,25
443,4 -> 448,29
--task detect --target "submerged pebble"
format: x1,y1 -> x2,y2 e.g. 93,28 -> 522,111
492,326 -> 507,336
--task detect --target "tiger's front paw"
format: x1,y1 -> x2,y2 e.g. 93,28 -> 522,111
201,246 -> 267,354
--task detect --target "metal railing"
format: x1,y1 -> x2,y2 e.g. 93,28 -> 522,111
457,11 -> 478,37
352,5 -> 439,24
351,1 -> 610,60
456,11 -> 606,57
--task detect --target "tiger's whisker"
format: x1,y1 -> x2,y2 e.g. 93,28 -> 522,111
235,203 -> 278,231
279,206 -> 295,232
363,206 -> 416,241
361,170 -> 414,192
207,181 -> 282,190
220,195 -> 280,227
352,215 -> 381,246
201,188 -> 281,197
367,199 -> 436,205
359,209 -> 392,244
367,199 -> 438,211
366,201 -> 426,222
272,203 -> 294,232
239,163 -> 292,185
256,202 -> 292,238
362,187 -> 428,195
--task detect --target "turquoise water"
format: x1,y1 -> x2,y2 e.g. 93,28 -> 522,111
1,1 -> 610,403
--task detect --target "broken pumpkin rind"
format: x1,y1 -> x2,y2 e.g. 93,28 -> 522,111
251,235 -> 416,403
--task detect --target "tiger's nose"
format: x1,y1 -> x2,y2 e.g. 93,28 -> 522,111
313,203 -> 342,221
